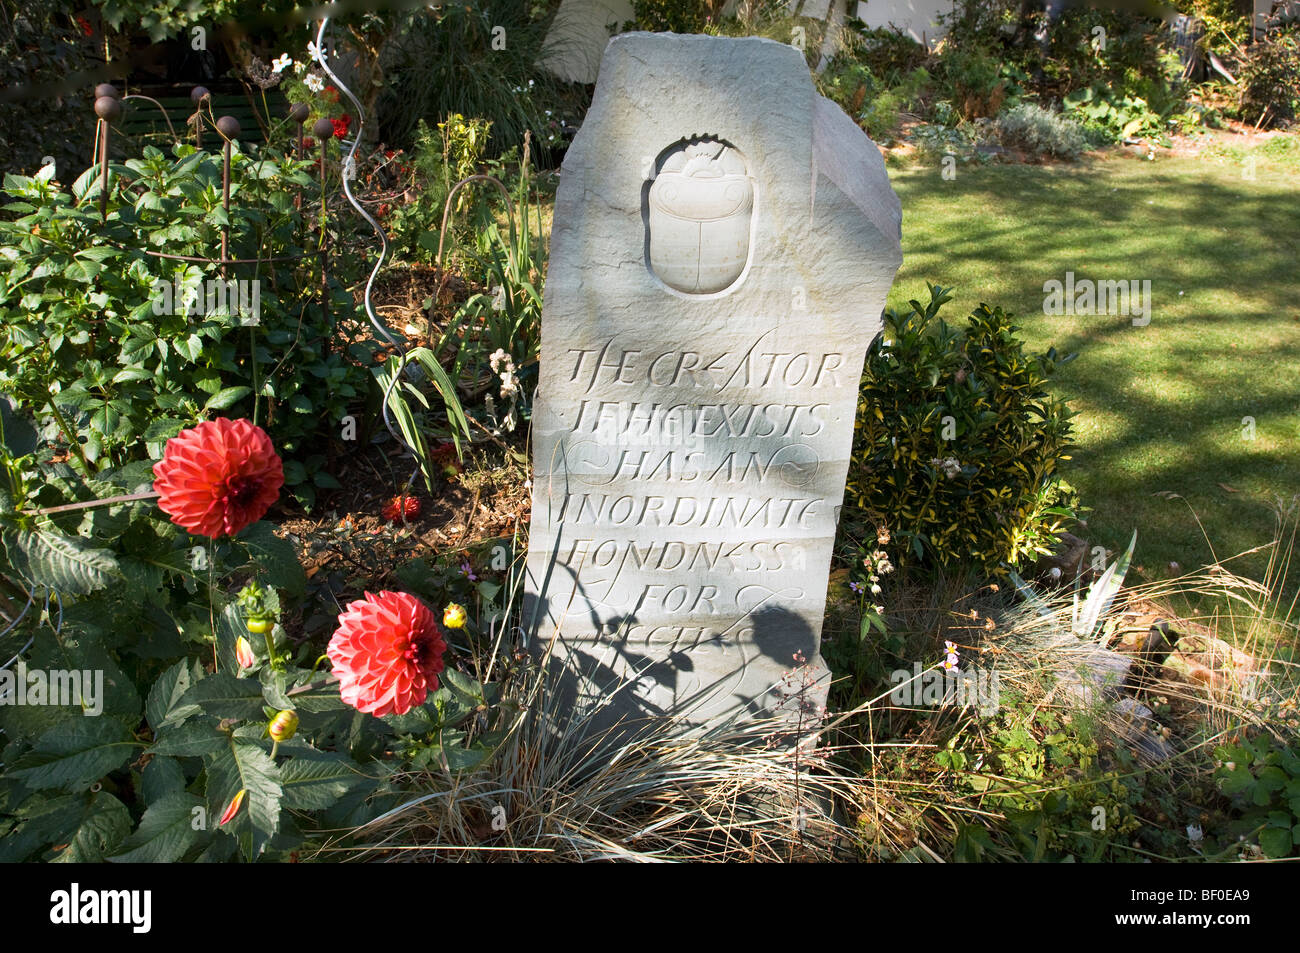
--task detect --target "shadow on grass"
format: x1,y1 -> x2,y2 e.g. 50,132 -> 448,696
888,158 -> 1300,583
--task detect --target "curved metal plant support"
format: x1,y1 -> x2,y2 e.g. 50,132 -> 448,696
120,94 -> 178,141
311,17 -> 470,498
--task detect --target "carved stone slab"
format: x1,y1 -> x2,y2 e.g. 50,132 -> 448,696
524,33 -> 902,731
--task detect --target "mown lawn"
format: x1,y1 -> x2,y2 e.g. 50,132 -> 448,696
885,142 -> 1300,585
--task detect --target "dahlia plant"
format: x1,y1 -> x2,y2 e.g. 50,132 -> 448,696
0,414 -> 505,862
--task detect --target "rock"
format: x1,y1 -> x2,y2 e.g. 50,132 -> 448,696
1162,633 -> 1261,695
1034,531 -> 1090,585
1056,645 -> 1133,706
1113,697 -> 1174,763
1112,618 -> 1176,688
522,33 -> 902,732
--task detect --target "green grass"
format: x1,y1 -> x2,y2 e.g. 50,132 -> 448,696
885,146 -> 1300,585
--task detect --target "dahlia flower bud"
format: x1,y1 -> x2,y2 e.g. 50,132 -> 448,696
235,636 -> 256,670
219,789 -> 246,825
443,602 -> 467,629
269,709 -> 299,742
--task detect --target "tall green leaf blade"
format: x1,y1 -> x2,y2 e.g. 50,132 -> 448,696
1075,529 -> 1137,641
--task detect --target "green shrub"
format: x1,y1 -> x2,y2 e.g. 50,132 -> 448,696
818,55 -> 877,118
934,0 -> 1175,106
632,0 -> 720,32
844,284 -> 1075,574
0,427 -> 510,861
1237,29 -> 1300,126
940,45 -> 1006,120
851,24 -> 930,86
995,102 -> 1091,159
1062,85 -> 1172,142
0,141 -> 372,509
378,3 -> 574,155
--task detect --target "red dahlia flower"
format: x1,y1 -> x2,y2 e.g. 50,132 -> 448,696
152,418 -> 284,539
382,493 -> 421,523
328,591 -> 446,717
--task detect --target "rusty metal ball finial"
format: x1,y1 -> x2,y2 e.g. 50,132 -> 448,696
215,116 -> 241,140
288,103 -> 310,124
94,83 -> 119,100
191,86 -> 211,104
94,96 -> 122,122
312,118 -> 335,141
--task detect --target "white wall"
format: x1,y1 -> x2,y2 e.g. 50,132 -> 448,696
853,0 -> 955,44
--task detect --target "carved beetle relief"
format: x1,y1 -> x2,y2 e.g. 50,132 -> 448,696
646,138 -> 754,295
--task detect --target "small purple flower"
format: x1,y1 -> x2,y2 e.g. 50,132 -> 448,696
460,561 -> 478,582
849,580 -> 864,595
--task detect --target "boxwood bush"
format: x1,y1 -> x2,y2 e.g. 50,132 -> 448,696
844,284 -> 1076,574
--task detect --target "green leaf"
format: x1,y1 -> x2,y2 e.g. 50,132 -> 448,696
441,668 -> 483,707
0,397 -> 38,457
0,794 -> 83,861
235,521 -> 306,598
285,682 -> 347,713
8,720 -> 137,791
139,755 -> 186,804
108,791 -> 207,863
49,792 -> 131,862
176,673 -> 267,721
205,738 -> 282,861
279,752 -> 365,810
1259,826 -> 1294,859
146,660 -> 198,732
149,718 -> 227,757
2,528 -> 121,595
203,386 -> 252,412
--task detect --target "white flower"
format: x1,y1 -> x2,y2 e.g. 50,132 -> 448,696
307,40 -> 325,64
869,583 -> 881,596
304,74 -> 324,93
488,347 -> 513,375
271,53 -> 293,74
499,371 -> 518,399
1187,824 -> 1204,844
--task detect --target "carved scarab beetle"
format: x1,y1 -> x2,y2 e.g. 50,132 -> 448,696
646,138 -> 754,295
